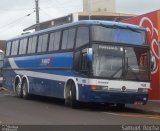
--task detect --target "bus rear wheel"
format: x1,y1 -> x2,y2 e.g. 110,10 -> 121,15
15,80 -> 22,98
65,81 -> 80,109
22,79 -> 30,99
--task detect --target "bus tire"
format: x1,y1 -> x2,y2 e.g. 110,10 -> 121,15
65,81 -> 80,109
15,80 -> 22,98
22,79 -> 30,99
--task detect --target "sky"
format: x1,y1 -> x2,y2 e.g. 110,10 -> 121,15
0,0 -> 160,40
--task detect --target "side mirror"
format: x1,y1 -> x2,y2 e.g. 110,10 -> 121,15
87,48 -> 93,61
150,54 -> 156,71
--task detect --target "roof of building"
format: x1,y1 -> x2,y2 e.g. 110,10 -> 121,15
23,12 -> 135,32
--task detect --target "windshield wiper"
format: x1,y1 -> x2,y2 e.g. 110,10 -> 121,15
110,66 -> 123,78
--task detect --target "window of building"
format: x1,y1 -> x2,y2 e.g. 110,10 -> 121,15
37,34 -> 48,53
48,31 -> 61,51
76,27 -> 89,48
27,36 -> 37,54
19,38 -> 28,55
11,40 -> 19,56
6,42 -> 11,56
62,28 -> 75,50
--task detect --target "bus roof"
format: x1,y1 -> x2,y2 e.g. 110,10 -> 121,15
7,20 -> 146,41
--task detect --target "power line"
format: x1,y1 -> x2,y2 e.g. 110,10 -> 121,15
40,8 -> 52,18
0,11 -> 35,30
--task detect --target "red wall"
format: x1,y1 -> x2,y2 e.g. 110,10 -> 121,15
122,11 -> 160,100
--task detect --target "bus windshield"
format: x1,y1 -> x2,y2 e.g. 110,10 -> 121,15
92,44 -> 150,82
92,25 -> 146,45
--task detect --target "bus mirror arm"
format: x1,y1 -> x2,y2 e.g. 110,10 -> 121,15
87,48 -> 93,61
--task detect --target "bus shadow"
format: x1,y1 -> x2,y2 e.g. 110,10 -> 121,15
82,103 -> 160,116
13,94 -> 157,116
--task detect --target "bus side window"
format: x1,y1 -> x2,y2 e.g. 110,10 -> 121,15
76,27 -> 89,48
27,36 -> 37,54
11,40 -> 19,56
37,34 -> 48,53
19,38 -> 27,55
48,31 -> 61,51
62,30 -> 69,50
61,28 -> 75,50
48,33 -> 55,51
54,31 -> 61,51
6,42 -> 11,56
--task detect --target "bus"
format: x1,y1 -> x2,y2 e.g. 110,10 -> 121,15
3,20 -> 151,108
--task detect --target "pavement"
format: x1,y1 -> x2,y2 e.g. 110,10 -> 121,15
0,87 -> 160,114
127,100 -> 160,115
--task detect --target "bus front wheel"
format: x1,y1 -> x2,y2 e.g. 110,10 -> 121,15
65,81 -> 80,109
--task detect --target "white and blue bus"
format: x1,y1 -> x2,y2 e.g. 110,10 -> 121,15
3,20 -> 151,108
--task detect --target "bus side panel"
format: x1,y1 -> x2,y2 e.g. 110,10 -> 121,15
28,77 -> 65,98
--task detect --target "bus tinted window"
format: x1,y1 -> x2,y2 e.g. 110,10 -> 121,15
48,33 -> 55,51
11,40 -> 19,56
67,28 -> 76,49
76,27 -> 89,48
62,28 -> 75,50
27,36 -> 37,54
62,30 -> 68,50
48,31 -> 61,51
19,38 -> 27,55
6,42 -> 11,56
54,31 -> 61,51
38,34 -> 48,53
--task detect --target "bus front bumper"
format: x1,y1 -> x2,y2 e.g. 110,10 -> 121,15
79,90 -> 148,105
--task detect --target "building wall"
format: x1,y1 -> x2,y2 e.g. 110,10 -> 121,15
83,0 -> 116,12
122,11 -> 160,100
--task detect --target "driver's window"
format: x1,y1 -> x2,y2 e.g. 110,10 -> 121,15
80,49 -> 88,72
74,49 -> 88,75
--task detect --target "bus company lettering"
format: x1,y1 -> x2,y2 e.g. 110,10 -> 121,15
99,45 -> 118,50
41,58 -> 51,66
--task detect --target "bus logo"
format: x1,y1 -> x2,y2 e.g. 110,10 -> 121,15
41,58 -> 51,66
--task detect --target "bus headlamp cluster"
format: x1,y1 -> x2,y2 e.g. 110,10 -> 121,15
91,85 -> 108,91
138,88 -> 148,93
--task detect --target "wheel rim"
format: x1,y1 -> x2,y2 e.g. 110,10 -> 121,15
16,83 -> 21,96
23,83 -> 27,96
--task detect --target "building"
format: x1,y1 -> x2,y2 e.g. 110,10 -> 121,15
83,0 -> 116,13
122,10 -> 160,100
23,12 -> 135,31
23,0 -> 135,31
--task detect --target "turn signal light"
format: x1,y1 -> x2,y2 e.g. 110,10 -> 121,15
91,85 -> 97,90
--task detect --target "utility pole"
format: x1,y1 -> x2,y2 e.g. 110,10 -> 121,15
88,0 -> 91,20
35,0 -> 40,31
